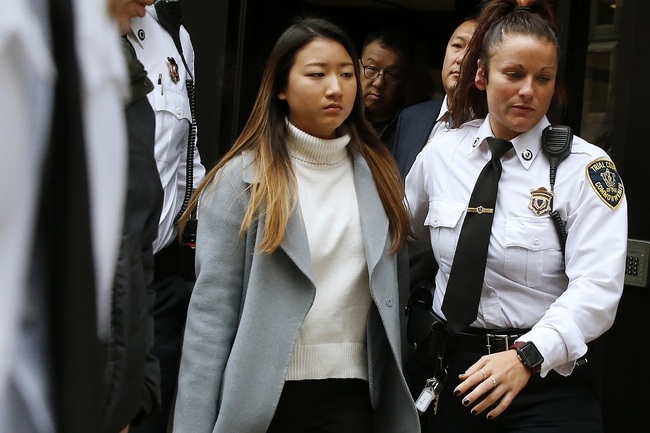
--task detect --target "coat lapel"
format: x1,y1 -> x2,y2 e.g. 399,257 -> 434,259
241,150 -> 314,282
352,150 -> 390,278
279,208 -> 314,280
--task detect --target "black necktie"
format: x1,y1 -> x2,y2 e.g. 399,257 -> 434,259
442,137 -> 513,333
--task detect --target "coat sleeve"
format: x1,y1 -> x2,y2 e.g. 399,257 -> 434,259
172,163 -> 249,433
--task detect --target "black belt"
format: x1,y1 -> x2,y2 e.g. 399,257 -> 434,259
453,328 -> 530,355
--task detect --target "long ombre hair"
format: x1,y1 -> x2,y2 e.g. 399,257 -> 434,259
180,17 -> 409,254
450,0 -> 561,127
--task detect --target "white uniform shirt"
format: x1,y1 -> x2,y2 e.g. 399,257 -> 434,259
128,6 -> 206,253
405,115 -> 627,377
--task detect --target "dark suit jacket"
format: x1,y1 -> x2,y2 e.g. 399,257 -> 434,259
101,38 -> 164,433
392,99 -> 443,179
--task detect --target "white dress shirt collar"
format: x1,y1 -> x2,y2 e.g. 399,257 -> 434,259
436,95 -> 449,122
470,115 -> 551,170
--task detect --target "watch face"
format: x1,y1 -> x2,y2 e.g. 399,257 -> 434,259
519,342 -> 544,368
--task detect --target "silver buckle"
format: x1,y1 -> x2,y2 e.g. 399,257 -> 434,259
485,334 -> 510,354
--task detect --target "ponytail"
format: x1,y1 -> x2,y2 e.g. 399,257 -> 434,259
450,0 -> 560,127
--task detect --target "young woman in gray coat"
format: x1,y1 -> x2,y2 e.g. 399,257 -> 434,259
172,17 -> 420,433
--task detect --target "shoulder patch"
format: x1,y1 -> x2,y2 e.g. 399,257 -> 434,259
586,158 -> 624,209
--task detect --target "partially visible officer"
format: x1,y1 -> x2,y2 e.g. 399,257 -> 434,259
2,0 -> 129,432
127,1 -> 205,432
393,18 -> 476,179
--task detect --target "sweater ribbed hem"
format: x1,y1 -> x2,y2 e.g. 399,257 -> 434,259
286,342 -> 368,381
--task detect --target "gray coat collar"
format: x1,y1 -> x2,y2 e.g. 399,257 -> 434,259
240,147 -> 389,282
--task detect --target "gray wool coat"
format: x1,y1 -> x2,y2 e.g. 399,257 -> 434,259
172,148 -> 421,433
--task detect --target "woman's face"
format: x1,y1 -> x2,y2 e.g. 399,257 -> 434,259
476,34 -> 557,141
278,38 -> 356,139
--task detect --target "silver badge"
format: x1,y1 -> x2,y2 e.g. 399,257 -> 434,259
528,187 -> 554,216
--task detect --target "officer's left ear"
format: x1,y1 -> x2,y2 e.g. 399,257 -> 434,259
475,60 -> 487,91
277,89 -> 287,100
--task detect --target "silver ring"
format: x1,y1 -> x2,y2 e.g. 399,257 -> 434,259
490,377 -> 497,388
479,369 -> 487,380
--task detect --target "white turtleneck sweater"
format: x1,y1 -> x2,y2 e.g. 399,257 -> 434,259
285,122 -> 372,382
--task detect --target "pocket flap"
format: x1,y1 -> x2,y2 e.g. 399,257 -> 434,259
505,217 -> 561,251
151,87 -> 191,122
425,199 -> 466,229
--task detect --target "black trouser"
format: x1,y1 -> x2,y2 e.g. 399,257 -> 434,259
132,243 -> 193,433
424,349 -> 603,433
267,379 -> 373,433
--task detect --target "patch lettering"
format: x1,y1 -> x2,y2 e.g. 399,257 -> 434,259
586,159 -> 624,209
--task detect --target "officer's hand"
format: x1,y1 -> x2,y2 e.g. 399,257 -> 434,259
453,350 -> 531,419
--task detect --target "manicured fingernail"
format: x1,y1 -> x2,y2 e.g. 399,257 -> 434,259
462,398 -> 470,406
487,414 -> 493,420
453,388 -> 461,396
471,409 -> 478,416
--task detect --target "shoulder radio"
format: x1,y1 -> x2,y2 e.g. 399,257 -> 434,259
541,124 -> 573,255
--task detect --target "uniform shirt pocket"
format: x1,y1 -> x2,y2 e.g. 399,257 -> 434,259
151,86 -> 192,122
425,199 -> 466,272
504,217 -> 562,287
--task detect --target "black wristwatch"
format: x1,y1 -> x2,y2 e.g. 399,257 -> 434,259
510,341 -> 544,374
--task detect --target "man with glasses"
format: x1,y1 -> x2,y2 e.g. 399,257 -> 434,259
359,29 -> 413,150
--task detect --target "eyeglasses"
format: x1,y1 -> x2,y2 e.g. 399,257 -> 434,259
361,64 -> 402,85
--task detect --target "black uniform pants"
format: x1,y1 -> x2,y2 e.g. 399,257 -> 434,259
132,242 -> 193,433
424,349 -> 603,433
